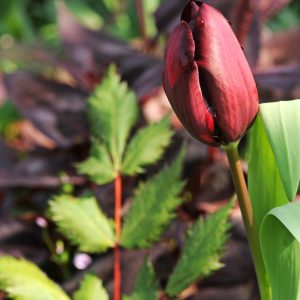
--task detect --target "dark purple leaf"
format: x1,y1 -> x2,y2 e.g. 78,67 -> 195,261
0,150 -> 85,188
57,1 -> 162,99
0,138 -> 16,170
57,1 -> 136,67
4,72 -> 88,148
254,65 -> 300,101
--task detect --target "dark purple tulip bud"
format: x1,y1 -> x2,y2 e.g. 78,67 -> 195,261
162,1 -> 258,146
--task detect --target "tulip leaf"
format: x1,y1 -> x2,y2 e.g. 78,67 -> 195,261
77,142 -> 116,184
49,195 -> 115,253
260,100 -> 300,201
0,256 -> 70,300
88,64 -> 138,170
73,274 -> 108,300
121,118 -> 173,176
124,259 -> 158,300
120,148 -> 185,248
166,200 -> 232,297
260,202 -> 300,300
247,114 -> 288,228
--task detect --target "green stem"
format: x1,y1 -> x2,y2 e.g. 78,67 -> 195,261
224,143 -> 271,300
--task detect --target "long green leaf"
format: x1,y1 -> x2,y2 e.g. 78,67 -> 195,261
73,274 -> 108,300
166,201 -> 232,297
77,142 -> 116,184
49,195 -> 115,253
124,259 -> 158,300
260,202 -> 300,300
247,114 -> 288,228
260,100 -> 300,200
0,256 -> 70,300
120,148 -> 185,248
121,118 -> 173,176
88,64 -> 138,169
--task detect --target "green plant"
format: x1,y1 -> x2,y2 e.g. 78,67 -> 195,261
0,66 -> 232,299
162,1 -> 300,299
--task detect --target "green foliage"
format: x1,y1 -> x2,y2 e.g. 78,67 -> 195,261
87,65 -> 138,170
124,259 -> 158,300
166,201 -> 233,296
0,101 -> 21,134
76,141 -> 116,184
110,0 -> 162,39
268,0 -> 300,32
0,256 -> 70,300
73,274 -> 108,300
261,202 -> 300,300
259,100 -> 300,201
247,114 -> 288,228
247,100 -> 300,300
120,148 -> 185,248
49,195 -> 115,253
0,0 -> 163,43
78,65 -> 174,183
122,118 -> 173,175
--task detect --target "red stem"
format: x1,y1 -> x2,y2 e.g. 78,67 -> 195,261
114,174 -> 122,300
208,146 -> 218,163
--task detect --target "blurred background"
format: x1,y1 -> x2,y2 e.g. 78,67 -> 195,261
0,0 -> 300,299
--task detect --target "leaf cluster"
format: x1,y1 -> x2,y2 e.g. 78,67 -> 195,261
77,65 -> 173,184
247,100 -> 300,299
0,256 -> 108,300
0,66 -> 233,300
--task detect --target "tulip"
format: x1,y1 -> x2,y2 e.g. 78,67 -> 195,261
162,1 -> 258,146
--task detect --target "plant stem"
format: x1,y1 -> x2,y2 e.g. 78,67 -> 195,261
224,143 -> 271,300
135,0 -> 147,45
114,174 -> 122,300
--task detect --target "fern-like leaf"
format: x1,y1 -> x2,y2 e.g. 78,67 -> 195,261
73,274 -> 108,300
166,200 -> 233,296
120,148 -> 185,248
0,256 -> 70,300
124,259 -> 158,300
88,64 -> 138,169
49,195 -> 115,253
77,142 -> 116,184
121,118 -> 173,176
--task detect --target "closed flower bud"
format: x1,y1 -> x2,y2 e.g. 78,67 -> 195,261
162,1 -> 258,146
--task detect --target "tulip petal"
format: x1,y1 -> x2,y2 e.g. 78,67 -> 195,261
162,21 -> 218,145
181,1 -> 201,24
193,3 -> 258,142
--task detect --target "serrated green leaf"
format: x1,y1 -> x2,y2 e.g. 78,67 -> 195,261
166,201 -> 232,296
261,202 -> 300,300
125,259 -> 158,300
88,65 -> 138,169
0,256 -> 70,300
49,195 -> 115,253
73,274 -> 108,300
260,100 -> 300,201
120,148 -> 185,248
247,114 -> 288,228
122,118 -> 173,175
77,142 -> 116,184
